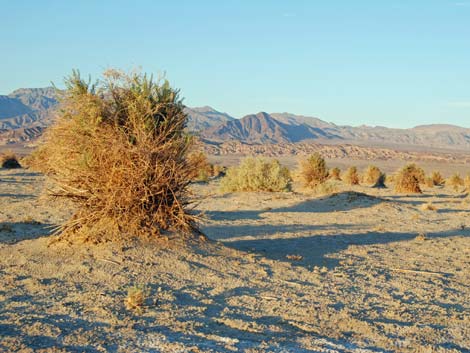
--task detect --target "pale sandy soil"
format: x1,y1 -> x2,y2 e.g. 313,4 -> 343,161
0,168 -> 469,352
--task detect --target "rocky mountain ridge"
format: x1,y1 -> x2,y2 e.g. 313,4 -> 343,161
1,87 -> 469,151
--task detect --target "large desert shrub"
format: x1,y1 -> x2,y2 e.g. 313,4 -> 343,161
394,164 -> 423,193
0,151 -> 21,169
298,153 -> 329,188
363,165 -> 386,188
447,173 -> 464,192
344,166 -> 360,185
220,157 -> 291,192
31,69 -> 198,241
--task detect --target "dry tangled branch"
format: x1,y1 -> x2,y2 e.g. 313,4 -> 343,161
31,69 -> 198,242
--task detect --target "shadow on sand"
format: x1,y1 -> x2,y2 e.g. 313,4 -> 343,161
202,191 -> 469,270
0,222 -> 55,244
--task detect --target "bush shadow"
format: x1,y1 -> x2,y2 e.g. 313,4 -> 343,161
0,222 -> 55,244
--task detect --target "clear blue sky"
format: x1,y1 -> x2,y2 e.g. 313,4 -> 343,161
1,0 -> 469,128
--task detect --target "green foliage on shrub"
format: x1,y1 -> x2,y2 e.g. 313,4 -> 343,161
220,157 -> 291,192
30,69 -> 197,241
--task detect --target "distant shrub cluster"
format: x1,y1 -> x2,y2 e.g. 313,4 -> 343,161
0,151 -> 21,169
31,69 -> 198,241
220,157 -> 291,192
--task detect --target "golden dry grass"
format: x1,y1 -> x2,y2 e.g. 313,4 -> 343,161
447,173 -> 464,192
465,174 -> 470,192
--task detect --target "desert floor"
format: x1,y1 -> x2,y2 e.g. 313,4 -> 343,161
0,168 -> 469,352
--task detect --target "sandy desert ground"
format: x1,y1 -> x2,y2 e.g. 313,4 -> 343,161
0,167 -> 469,352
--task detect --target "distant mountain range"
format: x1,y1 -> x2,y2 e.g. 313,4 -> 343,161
200,110 -> 470,150
1,87 -> 470,151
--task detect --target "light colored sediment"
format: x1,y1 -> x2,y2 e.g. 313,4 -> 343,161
0,169 -> 469,352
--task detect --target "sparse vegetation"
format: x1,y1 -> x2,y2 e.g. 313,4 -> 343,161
363,165 -> 386,188
220,157 -> 291,192
394,164 -> 423,194
1,151 -> 21,169
344,166 -> 360,185
298,153 -> 329,188
30,69 -> 198,241
447,173 -> 464,191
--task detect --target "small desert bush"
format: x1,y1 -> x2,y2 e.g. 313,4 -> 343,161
312,181 -> 339,195
1,151 -> 21,169
420,202 -> 437,211
187,151 -> 212,182
344,166 -> 360,185
424,177 -> 434,188
211,164 -> 225,178
465,174 -> 470,191
447,173 -> 464,191
125,285 -> 149,314
220,157 -> 291,192
362,165 -> 386,188
298,153 -> 329,188
329,167 -> 341,181
29,69 -> 198,241
431,171 -> 444,186
394,164 -> 423,193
